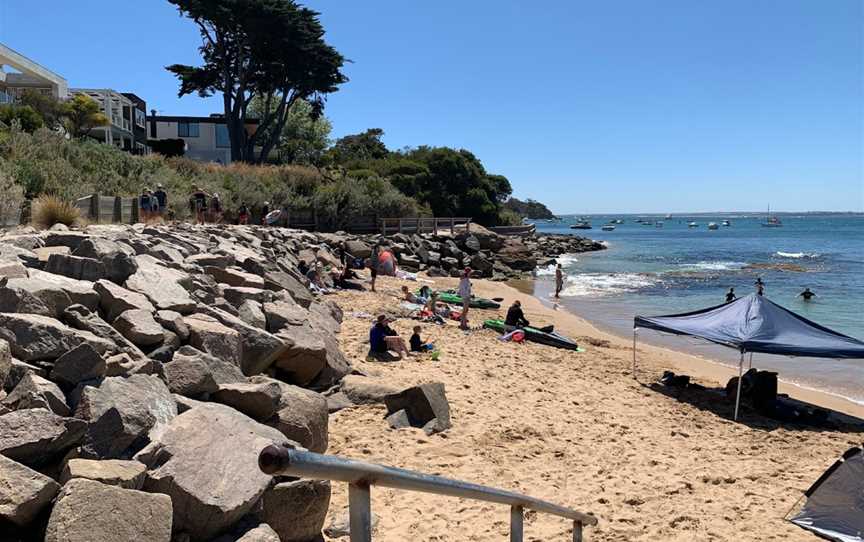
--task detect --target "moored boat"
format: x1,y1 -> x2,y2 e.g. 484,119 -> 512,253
688,221 -> 698,228
570,221 -> 592,230
708,222 -> 719,230
601,224 -> 615,231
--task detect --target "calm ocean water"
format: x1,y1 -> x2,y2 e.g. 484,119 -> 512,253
529,213 -> 864,404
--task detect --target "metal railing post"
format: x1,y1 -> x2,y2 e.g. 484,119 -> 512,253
510,505 -> 524,542
349,482 -> 372,542
573,521 -> 583,542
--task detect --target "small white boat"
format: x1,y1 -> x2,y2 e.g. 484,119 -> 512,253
708,222 -> 719,230
688,221 -> 699,228
722,220 -> 731,227
665,214 -> 672,220
601,224 -> 615,231
570,221 -> 592,230
654,221 -> 664,228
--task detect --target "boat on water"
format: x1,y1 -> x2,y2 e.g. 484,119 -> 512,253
707,222 -> 719,230
654,221 -> 664,228
688,221 -> 699,228
722,219 -> 731,227
762,205 -> 783,227
664,213 -> 672,220
601,224 -> 615,231
613,219 -> 624,224
570,221 -> 592,230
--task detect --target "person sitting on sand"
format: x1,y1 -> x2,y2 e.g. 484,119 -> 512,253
798,287 -> 816,301
725,287 -> 736,303
369,315 -> 410,359
410,325 -> 433,352
505,300 -> 530,331
334,265 -> 364,291
401,285 -> 426,305
306,263 -> 329,293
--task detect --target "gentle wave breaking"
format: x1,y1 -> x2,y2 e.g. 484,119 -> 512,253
560,273 -> 656,297
775,251 -> 820,259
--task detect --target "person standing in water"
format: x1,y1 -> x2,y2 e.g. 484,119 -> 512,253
458,267 -> 472,331
725,287 -> 736,303
798,287 -> 816,301
755,277 -> 765,296
555,263 -> 564,298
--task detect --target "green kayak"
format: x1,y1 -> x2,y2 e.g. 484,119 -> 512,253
483,319 -> 583,351
434,291 -> 500,309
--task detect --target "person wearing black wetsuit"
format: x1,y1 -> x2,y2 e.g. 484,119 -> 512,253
798,288 -> 816,301
505,300 -> 530,331
725,288 -> 736,303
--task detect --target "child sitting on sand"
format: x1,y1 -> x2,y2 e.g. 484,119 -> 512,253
410,325 -> 433,352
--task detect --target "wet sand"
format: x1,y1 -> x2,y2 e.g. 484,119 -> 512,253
324,275 -> 863,541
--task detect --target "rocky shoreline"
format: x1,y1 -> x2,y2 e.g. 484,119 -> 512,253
0,223 -> 455,542
324,227 -> 605,281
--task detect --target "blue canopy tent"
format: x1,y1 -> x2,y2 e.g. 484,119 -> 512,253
632,294 -> 864,420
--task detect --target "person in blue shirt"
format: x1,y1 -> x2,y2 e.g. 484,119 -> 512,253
369,315 -> 409,359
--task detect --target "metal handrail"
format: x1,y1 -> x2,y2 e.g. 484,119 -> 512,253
259,445 -> 597,541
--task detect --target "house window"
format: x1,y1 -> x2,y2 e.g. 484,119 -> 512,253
178,121 -> 199,137
135,109 -> 146,128
216,124 -> 230,148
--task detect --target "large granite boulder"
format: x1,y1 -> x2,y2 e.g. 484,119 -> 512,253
44,253 -> 105,282
263,271 -> 313,309
94,279 -> 155,321
237,300 -> 267,330
74,374 -> 177,458
135,403 -> 288,541
0,312 -> 112,362
112,309 -> 165,347
344,239 -> 372,258
27,269 -> 100,310
44,478 -> 173,542
61,305 -> 150,367
2,372 -> 70,416
384,382 -> 452,435
59,458 -> 146,490
0,408 -> 86,466
125,255 -> 195,313
164,346 -> 245,398
195,306 -> 288,376
263,300 -> 308,333
205,266 -> 266,289
2,276 -> 73,317
340,374 -> 399,405
0,454 -> 60,526
72,237 -> 138,284
251,376 -> 329,453
211,380 -> 282,421
274,324 -> 350,389
256,480 -> 331,542
184,313 -> 244,368
50,343 -> 107,389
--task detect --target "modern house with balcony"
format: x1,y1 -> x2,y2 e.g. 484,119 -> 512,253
71,89 -> 149,154
0,43 -> 68,104
147,113 -> 259,164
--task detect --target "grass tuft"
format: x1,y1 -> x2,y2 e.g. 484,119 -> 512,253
31,195 -> 81,229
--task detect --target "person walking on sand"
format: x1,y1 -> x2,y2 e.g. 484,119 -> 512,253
755,277 -> 765,296
798,287 -> 816,301
153,184 -> 168,217
555,263 -> 564,298
458,267 -> 472,330
725,287 -> 736,303
189,186 -> 209,225
210,193 -> 223,223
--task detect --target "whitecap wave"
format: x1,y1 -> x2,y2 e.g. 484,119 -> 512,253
776,251 -> 820,259
559,273 -> 657,297
678,261 -> 747,272
536,254 -> 580,276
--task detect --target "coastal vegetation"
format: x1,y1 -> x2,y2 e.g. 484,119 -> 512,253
504,197 -> 556,219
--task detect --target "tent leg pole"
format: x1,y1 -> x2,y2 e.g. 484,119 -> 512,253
748,352 -> 753,370
734,352 -> 744,421
632,329 -> 637,380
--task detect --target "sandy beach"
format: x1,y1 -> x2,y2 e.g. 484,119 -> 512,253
324,275 -> 863,541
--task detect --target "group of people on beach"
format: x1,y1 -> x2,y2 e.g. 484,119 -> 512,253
725,279 -> 816,303
138,184 -> 169,221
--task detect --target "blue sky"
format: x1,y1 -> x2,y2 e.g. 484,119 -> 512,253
1,1 -> 861,213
